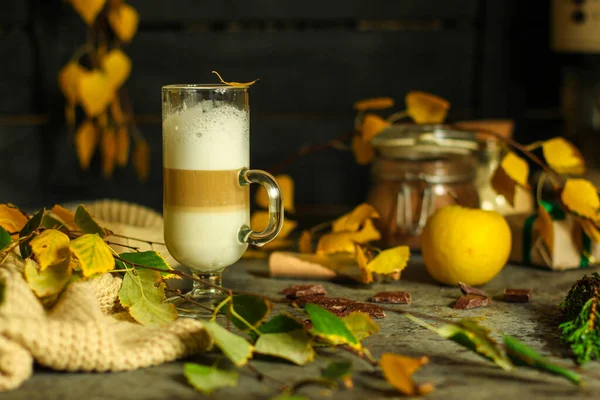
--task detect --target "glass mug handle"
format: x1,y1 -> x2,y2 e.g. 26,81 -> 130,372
238,168 -> 284,247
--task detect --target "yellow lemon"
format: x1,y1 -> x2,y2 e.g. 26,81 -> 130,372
421,205 -> 511,286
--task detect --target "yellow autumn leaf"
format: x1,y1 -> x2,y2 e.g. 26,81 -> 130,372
110,97 -> 124,125
537,204 -> 554,255
65,104 -> 76,131
501,152 -> 529,188
405,91 -> 450,124
352,135 -> 375,165
70,233 -> 115,277
353,97 -> 394,111
50,204 -> 78,231
101,128 -> 117,178
355,245 -> 373,284
380,353 -> 432,396
0,204 -> 28,237
298,230 -> 313,253
580,218 -> 600,243
333,203 -> 380,233
77,70 -> 114,117
561,179 -> 600,219
67,0 -> 106,25
102,49 -> 131,90
132,139 -> 150,182
251,211 -> 297,239
212,71 -> 259,87
367,246 -> 410,278
542,137 -> 586,175
30,229 -> 71,271
256,174 -> 294,213
316,219 -> 381,255
116,124 -> 130,166
360,113 -> 390,142
24,257 -> 72,298
75,120 -> 97,170
58,61 -> 85,104
108,3 -> 139,42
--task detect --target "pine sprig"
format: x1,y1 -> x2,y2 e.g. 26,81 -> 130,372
559,273 -> 600,364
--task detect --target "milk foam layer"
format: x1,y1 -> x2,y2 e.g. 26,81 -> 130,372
164,208 -> 249,272
163,100 -> 249,170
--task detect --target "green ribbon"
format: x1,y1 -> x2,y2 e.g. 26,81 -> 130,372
580,233 -> 592,268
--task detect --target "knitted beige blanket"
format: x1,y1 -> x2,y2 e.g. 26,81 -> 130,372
0,258 -> 213,392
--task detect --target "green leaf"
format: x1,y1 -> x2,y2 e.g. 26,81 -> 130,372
255,330 -> 315,365
118,268 -> 177,326
184,363 -> 238,394
24,257 -> 72,297
117,251 -> 177,279
269,392 -> 310,400
304,303 -> 361,350
220,294 -> 271,332
19,209 -> 44,258
203,321 -> 254,366
503,335 -> 582,385
249,313 -> 304,341
322,360 -> 352,380
40,213 -> 68,231
0,226 -> 12,251
437,319 -> 512,371
75,205 -> 108,238
70,233 -> 115,277
343,312 -> 380,341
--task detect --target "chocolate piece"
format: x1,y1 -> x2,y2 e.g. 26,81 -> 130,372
343,303 -> 387,319
369,291 -> 412,304
458,282 -> 488,298
504,288 -> 532,303
281,284 -> 328,299
295,296 -> 355,313
454,294 -> 490,310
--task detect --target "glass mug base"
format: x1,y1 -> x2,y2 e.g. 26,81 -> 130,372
166,271 -> 226,318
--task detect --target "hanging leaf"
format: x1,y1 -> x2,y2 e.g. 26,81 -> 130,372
75,120 -> 97,170
212,71 -> 259,87
70,233 -> 115,277
561,179 -> 600,220
537,203 -> 554,254
118,268 -> 177,326
0,204 -> 28,238
353,97 -> 394,111
501,152 -> 530,188
256,174 -> 295,213
316,219 -> 381,255
360,114 -> 390,142
0,226 -> 12,251
117,251 -> 178,279
580,219 -> 600,243
67,0 -> 106,25
116,125 -> 130,166
367,246 -> 410,278
65,104 -> 76,131
58,61 -> 85,104
405,91 -> 450,124
30,229 -> 71,271
503,335 -> 582,385
204,321 -> 254,367
19,210 -> 44,258
77,70 -> 113,117
322,360 -> 353,388
110,97 -> 125,125
255,330 -> 315,365
304,303 -> 361,350
50,204 -> 78,231
379,353 -> 432,396
542,137 -> 585,175
75,205 -> 109,237
108,3 -> 139,42
24,257 -> 72,298
101,128 -> 117,178
355,245 -> 374,284
220,294 -> 272,331
333,203 -> 380,233
132,138 -> 150,182
184,363 -> 238,394
102,49 -> 131,90
343,312 -> 379,341
352,135 -> 375,165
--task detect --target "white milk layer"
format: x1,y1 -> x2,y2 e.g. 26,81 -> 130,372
164,208 -> 249,272
162,100 -> 249,170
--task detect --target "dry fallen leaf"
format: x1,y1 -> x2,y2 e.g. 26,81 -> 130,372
116,124 -> 130,166
360,113 -> 390,142
353,97 -> 394,112
333,203 -> 380,233
298,230 -> 313,253
108,3 -> 139,42
379,353 -> 432,396
561,179 -> 600,220
405,91 -> 450,124
75,120 -> 97,170
77,70 -> 113,117
58,61 -> 85,104
542,137 -> 585,175
256,174 -> 294,213
367,246 -> 410,279
352,135 -> 375,165
316,219 -> 381,255
537,203 -> 554,254
50,205 -> 78,231
355,245 -> 374,284
132,138 -> 150,182
251,211 -> 297,240
0,204 -> 28,237
101,128 -> 117,178
212,71 -> 259,87
102,49 -> 131,90
67,0 -> 107,25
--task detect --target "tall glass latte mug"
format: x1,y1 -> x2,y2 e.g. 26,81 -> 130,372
162,84 -> 283,317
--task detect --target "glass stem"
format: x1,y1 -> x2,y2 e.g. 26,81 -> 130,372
189,271 -> 224,299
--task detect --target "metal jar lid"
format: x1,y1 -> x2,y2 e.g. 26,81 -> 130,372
370,124 -> 479,159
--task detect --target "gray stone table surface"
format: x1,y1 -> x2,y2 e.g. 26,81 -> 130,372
1,256 -> 600,400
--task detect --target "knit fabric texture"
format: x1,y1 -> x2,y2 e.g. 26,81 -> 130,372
0,260 -> 213,392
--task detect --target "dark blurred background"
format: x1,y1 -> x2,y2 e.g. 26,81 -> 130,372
1,0 -> 599,218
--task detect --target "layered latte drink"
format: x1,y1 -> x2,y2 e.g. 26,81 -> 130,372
163,99 -> 249,271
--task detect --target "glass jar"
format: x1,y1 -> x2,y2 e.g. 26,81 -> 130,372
367,125 -> 480,249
